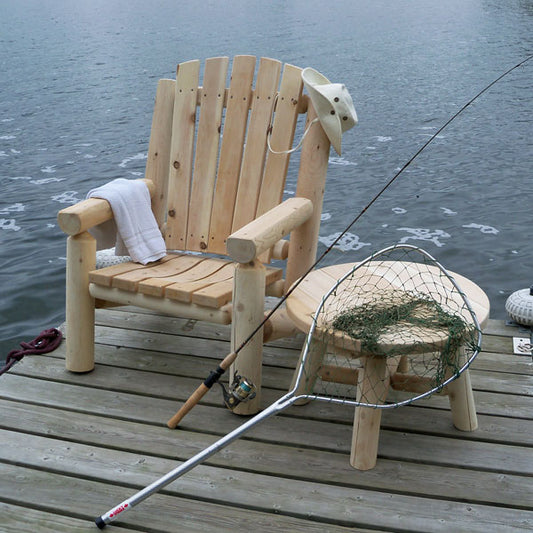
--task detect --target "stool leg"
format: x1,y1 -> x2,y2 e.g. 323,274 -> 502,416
350,355 -> 391,470
290,338 -> 326,405
397,354 -> 409,373
448,348 -> 478,431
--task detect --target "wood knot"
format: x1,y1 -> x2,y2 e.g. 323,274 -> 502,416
173,161 -> 180,170
168,209 -> 176,218
200,241 -> 208,250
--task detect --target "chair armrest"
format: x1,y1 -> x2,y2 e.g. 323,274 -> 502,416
226,197 -> 313,263
57,179 -> 155,236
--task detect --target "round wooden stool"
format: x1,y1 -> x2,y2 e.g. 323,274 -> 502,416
286,262 -> 490,470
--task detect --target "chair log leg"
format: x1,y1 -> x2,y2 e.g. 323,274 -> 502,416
65,232 -> 96,372
230,260 -> 265,415
350,355 -> 391,470
448,348 -> 478,431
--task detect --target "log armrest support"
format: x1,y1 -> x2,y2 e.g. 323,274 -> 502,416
57,179 -> 155,236
226,197 -> 313,263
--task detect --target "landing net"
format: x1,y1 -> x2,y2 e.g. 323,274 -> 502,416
293,244 -> 482,408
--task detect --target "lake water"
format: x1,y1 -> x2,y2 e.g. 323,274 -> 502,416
1,0 -> 532,357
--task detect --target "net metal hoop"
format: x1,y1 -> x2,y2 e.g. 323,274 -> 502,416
290,244 -> 483,409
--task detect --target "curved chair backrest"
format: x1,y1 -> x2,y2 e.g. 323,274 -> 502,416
144,55 -> 331,291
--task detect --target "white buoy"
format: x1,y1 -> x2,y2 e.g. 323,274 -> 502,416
505,286 -> 533,326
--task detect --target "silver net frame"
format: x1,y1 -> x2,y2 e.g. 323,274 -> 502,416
289,243 -> 482,409
96,243 -> 483,527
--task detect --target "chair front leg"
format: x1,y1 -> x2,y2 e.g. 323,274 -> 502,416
65,231 -> 96,372
230,260 -> 266,415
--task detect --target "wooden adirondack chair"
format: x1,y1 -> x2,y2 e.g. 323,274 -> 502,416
57,55 -> 332,415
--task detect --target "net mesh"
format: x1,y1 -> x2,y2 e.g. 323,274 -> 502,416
294,245 -> 482,408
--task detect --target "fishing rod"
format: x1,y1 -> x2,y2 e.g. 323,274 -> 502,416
166,54 -> 532,429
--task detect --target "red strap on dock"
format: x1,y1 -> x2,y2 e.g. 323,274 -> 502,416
0,328 -> 63,376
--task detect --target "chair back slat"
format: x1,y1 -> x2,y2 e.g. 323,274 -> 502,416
208,55 -> 256,254
145,79 -> 176,230
256,63 -> 303,215
255,63 -> 304,263
165,60 -> 200,249
161,56 -> 327,277
186,57 -> 229,251
231,57 -> 282,233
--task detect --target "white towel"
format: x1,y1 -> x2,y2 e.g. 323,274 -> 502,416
88,178 -> 166,265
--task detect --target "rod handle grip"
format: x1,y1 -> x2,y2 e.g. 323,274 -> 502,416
167,383 -> 209,429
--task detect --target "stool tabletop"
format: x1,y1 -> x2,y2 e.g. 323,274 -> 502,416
286,262 -> 490,348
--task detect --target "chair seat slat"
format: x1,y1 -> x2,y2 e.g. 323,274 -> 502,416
164,262 -> 235,302
191,267 -> 283,308
88,255 -> 175,287
138,257 -> 229,297
110,254 -> 205,292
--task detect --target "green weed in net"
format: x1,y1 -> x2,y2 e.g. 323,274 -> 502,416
331,293 -> 475,387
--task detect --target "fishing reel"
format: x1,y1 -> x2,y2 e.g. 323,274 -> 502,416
219,372 -> 257,411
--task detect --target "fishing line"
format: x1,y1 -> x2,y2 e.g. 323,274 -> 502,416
236,54 -> 533,355
168,55 -> 532,426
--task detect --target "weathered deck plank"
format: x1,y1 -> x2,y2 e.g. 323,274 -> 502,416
1,502 -> 133,533
1,306 -> 532,532
2,400 -> 533,510
1,464 -> 360,533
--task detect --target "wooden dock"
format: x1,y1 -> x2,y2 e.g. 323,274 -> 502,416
1,305 -> 532,532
